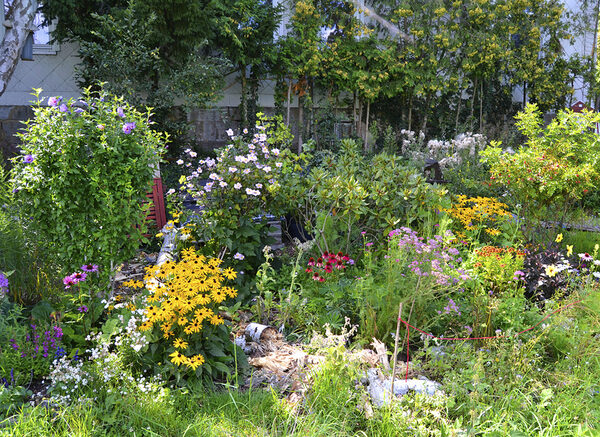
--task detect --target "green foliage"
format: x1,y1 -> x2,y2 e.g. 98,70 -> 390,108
0,303 -> 65,388
481,104 -> 600,229
10,87 -> 166,281
285,139 -> 449,254
74,4 -> 229,143
0,166 -> 62,305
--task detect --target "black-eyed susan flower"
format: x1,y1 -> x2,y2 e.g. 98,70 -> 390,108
173,338 -> 188,350
169,350 -> 186,366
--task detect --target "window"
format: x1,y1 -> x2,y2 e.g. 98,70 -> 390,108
32,12 -> 59,55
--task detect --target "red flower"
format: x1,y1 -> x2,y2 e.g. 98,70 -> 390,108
316,257 -> 323,267
308,257 -> 315,266
312,272 -> 320,281
305,268 -> 313,273
324,264 -> 333,274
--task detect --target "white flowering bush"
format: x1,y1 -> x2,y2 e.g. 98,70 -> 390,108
400,129 -> 487,170
47,310 -> 166,407
173,116 -> 303,295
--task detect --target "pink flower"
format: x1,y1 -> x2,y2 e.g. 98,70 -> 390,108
63,275 -> 75,289
81,264 -> 99,273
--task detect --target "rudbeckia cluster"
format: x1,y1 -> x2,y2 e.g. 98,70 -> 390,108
445,195 -> 511,238
137,248 -> 237,371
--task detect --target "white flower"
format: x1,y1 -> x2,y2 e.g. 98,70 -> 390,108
243,169 -> 251,174
263,166 -> 271,173
219,181 -> 228,187
226,129 -> 234,137
176,159 -> 184,165
275,162 -> 283,168
189,151 -> 197,158
234,183 -> 242,190
229,166 -> 238,173
243,128 -> 248,134
209,173 -> 219,180
246,188 -> 260,196
255,183 -> 263,189
272,148 -> 280,156
166,188 -> 175,195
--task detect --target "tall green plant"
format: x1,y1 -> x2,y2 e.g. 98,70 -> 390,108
10,87 -> 167,284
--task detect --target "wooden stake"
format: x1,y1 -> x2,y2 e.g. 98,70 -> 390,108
390,302 -> 403,400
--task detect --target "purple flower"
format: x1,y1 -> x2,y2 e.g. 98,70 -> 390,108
48,96 -> 61,107
116,107 -> 125,117
81,264 -> 99,273
233,252 -> 245,260
71,272 -> 87,283
0,272 -> 8,294
74,107 -> 85,114
53,326 -> 63,339
59,103 -> 69,113
122,122 -> 136,134
78,305 -> 89,313
23,154 -> 34,163
63,275 -> 75,289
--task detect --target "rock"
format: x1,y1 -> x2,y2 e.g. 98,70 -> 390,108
366,368 -> 442,407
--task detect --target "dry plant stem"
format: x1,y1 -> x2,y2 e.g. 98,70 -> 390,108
390,302 -> 403,400
400,277 -> 421,353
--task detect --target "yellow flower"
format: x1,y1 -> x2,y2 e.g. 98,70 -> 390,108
566,245 -> 573,257
221,267 -> 237,280
210,315 -> 224,326
173,338 -> 188,350
169,350 -> 186,366
545,265 -> 558,278
139,321 -> 153,331
555,233 -> 563,243
156,232 -> 164,238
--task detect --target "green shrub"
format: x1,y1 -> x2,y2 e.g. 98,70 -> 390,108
10,87 -> 166,284
481,104 -> 600,234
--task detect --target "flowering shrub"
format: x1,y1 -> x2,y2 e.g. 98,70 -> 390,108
48,315 -> 165,407
136,248 -> 238,380
522,245 -> 581,303
175,116 -> 301,296
348,227 -> 470,341
470,246 -> 525,296
10,87 -> 166,281
444,195 -> 514,243
481,104 -> 600,227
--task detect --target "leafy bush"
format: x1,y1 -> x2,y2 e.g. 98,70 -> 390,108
481,104 -> 600,230
175,115 -> 301,297
10,87 -> 166,283
285,139 -> 449,254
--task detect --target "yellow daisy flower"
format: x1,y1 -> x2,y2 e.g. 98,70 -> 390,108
173,338 -> 188,350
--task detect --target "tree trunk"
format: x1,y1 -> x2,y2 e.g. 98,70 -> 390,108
407,94 -> 413,132
479,80 -> 483,132
357,99 -> 363,139
0,0 -> 38,97
286,80 -> 292,126
297,96 -> 303,153
589,0 -> 600,107
470,77 -> 478,128
455,89 -> 462,135
352,91 -> 358,136
240,63 -> 248,128
364,100 -> 370,152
